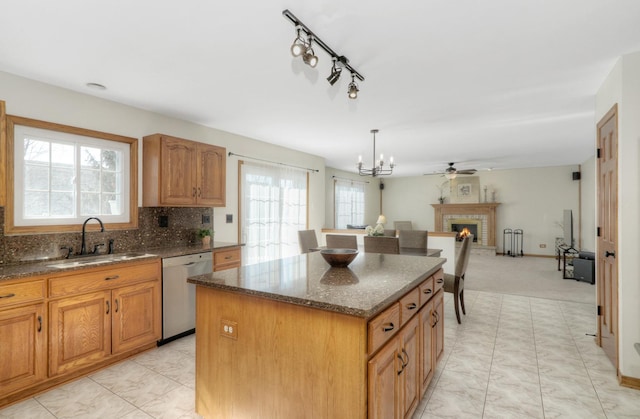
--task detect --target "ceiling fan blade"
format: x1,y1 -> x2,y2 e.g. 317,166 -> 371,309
457,169 -> 477,175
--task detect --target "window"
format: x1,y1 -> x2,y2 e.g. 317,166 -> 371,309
334,179 -> 365,229
240,161 -> 308,264
6,116 -> 138,234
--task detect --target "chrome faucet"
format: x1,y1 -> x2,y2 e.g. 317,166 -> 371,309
80,217 -> 105,255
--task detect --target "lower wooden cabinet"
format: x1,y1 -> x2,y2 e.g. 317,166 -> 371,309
433,292 -> 444,363
112,280 -> 161,354
0,303 -> 46,396
213,246 -> 241,271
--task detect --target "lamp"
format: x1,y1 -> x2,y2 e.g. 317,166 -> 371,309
347,74 -> 359,99
283,9 -> 365,99
376,215 -> 387,225
327,57 -> 342,85
445,172 -> 457,180
357,129 -> 395,177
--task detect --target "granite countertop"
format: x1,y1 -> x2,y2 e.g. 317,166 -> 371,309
0,241 -> 242,282
188,252 -> 446,319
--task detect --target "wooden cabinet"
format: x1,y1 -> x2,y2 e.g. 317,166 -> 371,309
368,269 -> 443,419
143,133 -> 226,207
213,246 -> 242,271
0,279 -> 46,396
48,260 -> 161,377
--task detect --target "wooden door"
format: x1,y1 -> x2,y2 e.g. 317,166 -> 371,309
434,292 -> 444,362
419,299 -> 434,395
197,143 -> 226,206
112,280 -> 161,354
160,137 -> 197,205
368,336 -> 400,419
596,104 -> 618,368
49,291 -> 111,376
0,303 -> 46,394
400,315 -> 420,419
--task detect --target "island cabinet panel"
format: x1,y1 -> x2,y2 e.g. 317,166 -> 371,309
143,134 -> 226,207
195,287 -> 368,419
419,298 -> 435,394
434,291 -> 445,363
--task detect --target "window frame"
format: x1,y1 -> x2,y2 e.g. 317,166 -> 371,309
333,178 -> 366,229
5,115 -> 138,235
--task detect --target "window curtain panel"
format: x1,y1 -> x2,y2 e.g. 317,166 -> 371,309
241,161 -> 308,264
334,179 -> 365,229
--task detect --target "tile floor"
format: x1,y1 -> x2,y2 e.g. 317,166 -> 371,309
2,292 -> 639,418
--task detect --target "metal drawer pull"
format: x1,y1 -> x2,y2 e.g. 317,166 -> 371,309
37,316 -> 42,332
406,302 -> 417,310
106,301 -> 110,314
0,293 -> 16,299
115,299 -> 119,313
105,275 -> 120,281
436,278 -> 444,284
225,255 -> 233,260
382,323 -> 395,332
397,353 -> 405,375
423,288 -> 432,295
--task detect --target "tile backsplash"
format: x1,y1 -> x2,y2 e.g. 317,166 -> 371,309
0,207 -> 213,265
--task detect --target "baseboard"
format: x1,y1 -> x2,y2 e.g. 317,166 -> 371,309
619,373 -> 640,390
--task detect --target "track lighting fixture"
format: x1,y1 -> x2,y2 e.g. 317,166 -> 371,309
283,9 -> 365,100
347,74 -> 359,99
290,28 -> 307,57
326,58 -> 342,85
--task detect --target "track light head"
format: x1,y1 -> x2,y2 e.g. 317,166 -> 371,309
347,74 -> 359,99
327,58 -> 342,85
302,47 -> 318,67
290,28 -> 307,57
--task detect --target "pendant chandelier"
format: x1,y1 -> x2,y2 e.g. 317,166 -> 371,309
357,129 -> 395,177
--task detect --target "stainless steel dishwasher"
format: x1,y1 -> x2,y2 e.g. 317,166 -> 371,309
160,252 -> 213,345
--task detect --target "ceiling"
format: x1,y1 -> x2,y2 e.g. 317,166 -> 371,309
2,1 -> 640,177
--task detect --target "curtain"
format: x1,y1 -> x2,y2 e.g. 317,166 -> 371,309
241,161 -> 308,264
334,179 -> 365,229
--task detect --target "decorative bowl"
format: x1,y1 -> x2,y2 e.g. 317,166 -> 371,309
320,249 -> 358,267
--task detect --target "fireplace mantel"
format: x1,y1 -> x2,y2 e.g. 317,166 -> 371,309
431,203 -> 501,247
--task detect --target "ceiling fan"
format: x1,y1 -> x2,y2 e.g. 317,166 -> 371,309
437,162 -> 477,179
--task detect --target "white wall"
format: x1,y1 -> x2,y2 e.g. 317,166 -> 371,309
0,71 -> 327,242
379,166 -> 583,256
596,51 -> 640,379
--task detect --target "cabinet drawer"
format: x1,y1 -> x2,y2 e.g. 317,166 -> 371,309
432,269 -> 444,293
0,279 -> 45,309
368,303 -> 400,354
49,261 -> 160,298
418,277 -> 435,307
214,247 -> 241,271
399,287 -> 420,326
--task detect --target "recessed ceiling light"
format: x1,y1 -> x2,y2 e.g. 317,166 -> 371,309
86,82 -> 106,91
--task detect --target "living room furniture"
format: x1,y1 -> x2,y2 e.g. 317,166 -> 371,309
398,230 -> 428,254
363,236 -> 400,254
443,234 -> 473,324
557,244 -> 579,279
394,221 -> 412,231
572,251 -> 595,284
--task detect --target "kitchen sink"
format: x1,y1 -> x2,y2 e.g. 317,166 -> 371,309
46,252 -> 157,269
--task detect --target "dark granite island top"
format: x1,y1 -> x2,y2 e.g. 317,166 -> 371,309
188,251 -> 446,319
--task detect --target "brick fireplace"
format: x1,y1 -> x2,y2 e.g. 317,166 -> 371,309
431,203 -> 500,248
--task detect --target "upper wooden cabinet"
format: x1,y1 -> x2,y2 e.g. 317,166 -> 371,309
143,134 -> 226,207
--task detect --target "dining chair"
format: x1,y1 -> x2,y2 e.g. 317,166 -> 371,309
398,230 -> 428,253
298,230 -> 319,254
325,234 -> 358,250
393,221 -> 413,231
443,234 -> 473,324
363,236 -> 400,254
383,229 -> 397,237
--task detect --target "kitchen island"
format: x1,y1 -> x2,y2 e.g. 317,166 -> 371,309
188,251 -> 446,418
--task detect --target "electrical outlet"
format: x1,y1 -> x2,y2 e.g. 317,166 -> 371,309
202,214 -> 211,224
226,214 -> 233,223
220,319 -> 238,340
539,244 -> 547,248
159,215 -> 169,227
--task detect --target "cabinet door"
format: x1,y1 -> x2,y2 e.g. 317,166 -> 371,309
0,303 -> 46,395
160,137 -> 197,205
49,291 -> 111,376
112,280 -> 161,354
419,299 -> 434,395
434,292 -> 444,363
197,143 -> 226,206
368,335 -> 400,419
400,315 -> 420,419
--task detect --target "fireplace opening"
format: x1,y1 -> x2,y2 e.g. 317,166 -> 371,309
451,223 -> 478,242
